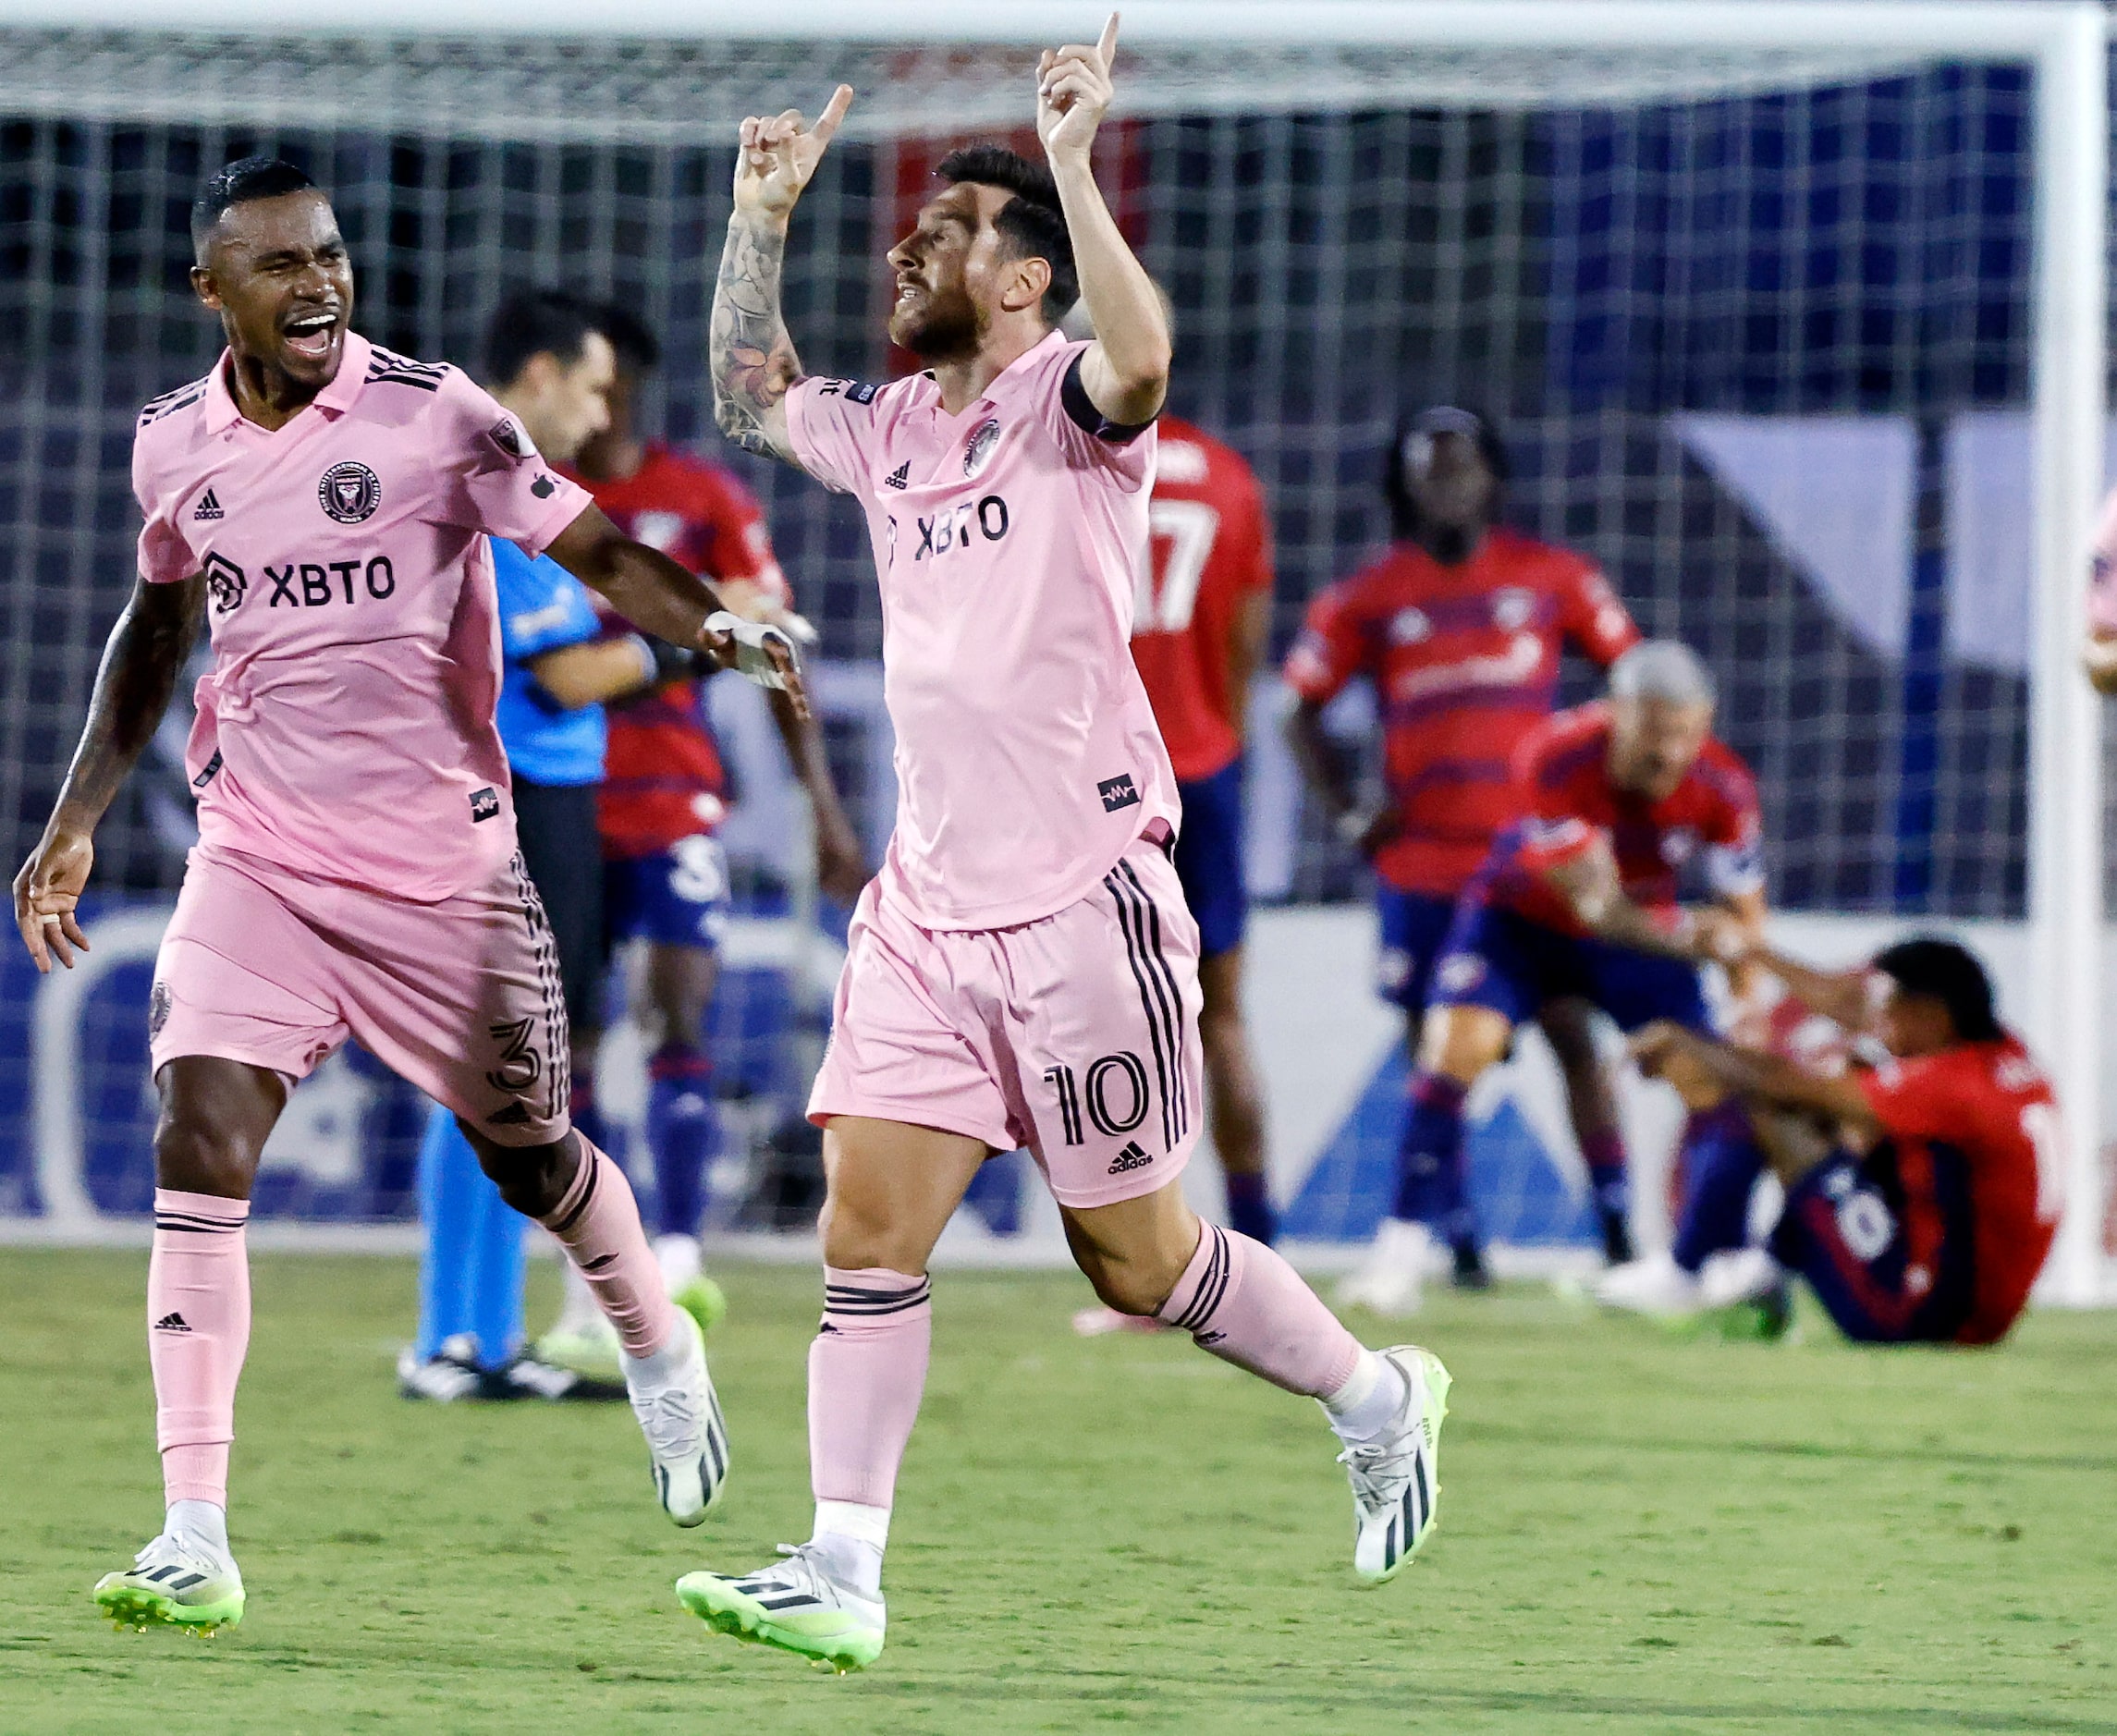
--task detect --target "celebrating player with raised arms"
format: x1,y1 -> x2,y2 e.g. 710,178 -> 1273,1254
12,158 -> 801,1633
1287,409 -> 1642,1303
1337,642 -> 1766,1315
674,20 -> 1450,1673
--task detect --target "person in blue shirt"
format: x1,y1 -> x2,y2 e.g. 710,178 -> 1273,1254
400,291 -> 703,1400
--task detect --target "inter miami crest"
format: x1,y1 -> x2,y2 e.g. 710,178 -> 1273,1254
202,552 -> 247,614
963,418 -> 1002,479
318,460 -> 382,524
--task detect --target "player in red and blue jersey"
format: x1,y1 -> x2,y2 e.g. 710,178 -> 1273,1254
540,305 -> 866,1366
1633,937 -> 2062,1345
1340,642 -> 1766,1315
1128,410 -> 1278,1245
1286,407 -> 1641,1296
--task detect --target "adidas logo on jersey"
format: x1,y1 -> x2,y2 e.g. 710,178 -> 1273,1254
884,462 -> 911,490
192,488 -> 224,521
1107,1141 -> 1153,1176
153,1313 -> 192,1333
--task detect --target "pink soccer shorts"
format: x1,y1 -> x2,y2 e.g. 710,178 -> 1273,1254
809,834 -> 1205,1209
149,843 -> 570,1146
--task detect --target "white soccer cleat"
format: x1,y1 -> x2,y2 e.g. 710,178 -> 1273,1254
625,1308 -> 730,1526
1595,1252 -> 1704,1319
1341,1345 -> 1451,1584
676,1544 -> 887,1673
1337,1217 -> 1439,1318
1697,1247 -> 1782,1309
93,1532 -> 245,1634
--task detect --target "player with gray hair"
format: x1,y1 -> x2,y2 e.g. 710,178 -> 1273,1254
1609,638 -> 1716,708
1338,640 -> 1770,1316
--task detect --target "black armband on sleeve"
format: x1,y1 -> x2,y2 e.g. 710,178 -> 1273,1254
1060,353 -> 1156,444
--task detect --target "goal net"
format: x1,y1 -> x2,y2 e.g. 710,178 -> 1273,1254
2,2 -> 2109,1299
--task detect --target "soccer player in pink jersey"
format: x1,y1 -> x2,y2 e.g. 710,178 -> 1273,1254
668,22 -> 1451,1673
11,157 -> 803,1634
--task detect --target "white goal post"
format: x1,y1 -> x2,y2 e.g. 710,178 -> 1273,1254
1,0 -> 2107,1299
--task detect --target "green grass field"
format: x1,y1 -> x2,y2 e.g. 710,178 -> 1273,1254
2,1250 -> 2113,1734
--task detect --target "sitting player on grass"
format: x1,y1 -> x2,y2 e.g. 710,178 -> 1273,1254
1630,936 -> 2063,1346
1340,639 -> 1766,1315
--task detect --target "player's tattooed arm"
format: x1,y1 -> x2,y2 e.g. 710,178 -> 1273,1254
1037,17 -> 1170,425
712,215 -> 802,462
713,86 -> 854,466
14,575 -> 203,972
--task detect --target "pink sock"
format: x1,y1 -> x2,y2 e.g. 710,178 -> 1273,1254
808,1269 -> 932,1510
1156,1223 -> 1362,1399
536,1139 -> 678,1358
150,1189 -> 251,1508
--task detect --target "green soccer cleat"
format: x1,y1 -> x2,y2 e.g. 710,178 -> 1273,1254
674,1274 -> 728,1338
93,1533 -> 245,1635
1341,1345 -> 1451,1584
534,1318 -> 624,1381
677,1545 -> 886,1674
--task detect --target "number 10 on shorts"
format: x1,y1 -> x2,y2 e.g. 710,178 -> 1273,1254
1043,1053 -> 1153,1148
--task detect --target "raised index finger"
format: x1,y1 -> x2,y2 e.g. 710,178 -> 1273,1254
1096,12 -> 1120,66
813,84 -> 855,145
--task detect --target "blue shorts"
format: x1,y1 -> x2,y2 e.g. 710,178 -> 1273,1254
1770,1149 -> 1974,1344
1375,887 -> 1462,1015
1429,901 -> 1710,1033
605,835 -> 731,952
1173,760 -> 1248,961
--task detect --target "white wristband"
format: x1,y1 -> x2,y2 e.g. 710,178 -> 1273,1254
705,610 -> 796,691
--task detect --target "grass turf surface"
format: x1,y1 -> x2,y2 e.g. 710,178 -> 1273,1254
2,1252 -> 2113,1734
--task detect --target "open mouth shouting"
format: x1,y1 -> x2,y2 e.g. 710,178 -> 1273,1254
282,308 -> 341,363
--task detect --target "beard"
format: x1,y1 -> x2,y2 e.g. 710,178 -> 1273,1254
1422,520 -> 1480,566
892,279 -> 985,360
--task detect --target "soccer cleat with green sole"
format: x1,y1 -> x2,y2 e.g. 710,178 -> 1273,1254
1342,1344 -> 1451,1584
677,1545 -> 886,1674
673,1274 -> 728,1337
93,1534 -> 245,1635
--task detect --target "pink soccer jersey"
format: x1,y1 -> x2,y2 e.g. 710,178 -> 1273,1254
786,332 -> 1178,931
131,332 -> 593,901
